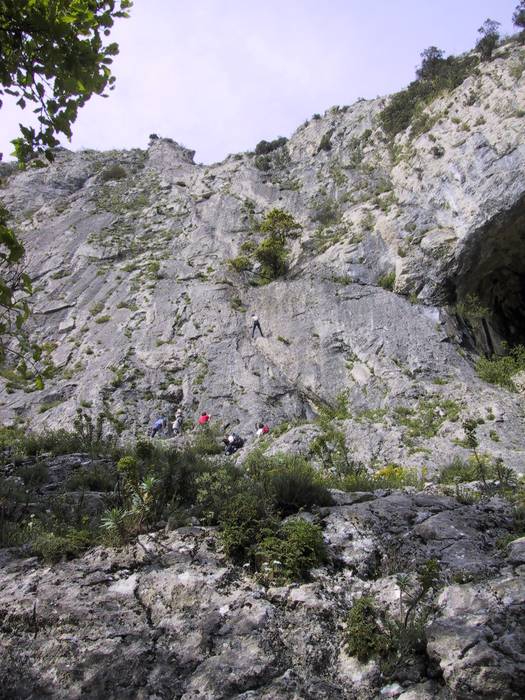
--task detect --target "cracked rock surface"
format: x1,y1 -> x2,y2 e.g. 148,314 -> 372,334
0,490 -> 523,699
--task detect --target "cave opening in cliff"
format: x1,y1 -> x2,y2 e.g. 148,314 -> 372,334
450,195 -> 525,356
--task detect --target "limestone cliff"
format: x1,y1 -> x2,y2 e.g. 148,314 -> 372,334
1,42 -> 525,473
1,39 -> 525,700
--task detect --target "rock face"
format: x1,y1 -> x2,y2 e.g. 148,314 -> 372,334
1,43 -> 525,473
0,487 -> 523,699
2,42 -> 525,700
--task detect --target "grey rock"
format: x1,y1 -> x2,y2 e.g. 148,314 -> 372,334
426,573 -> 525,699
507,536 -> 525,566
0,45 -> 524,477
0,480 -> 523,699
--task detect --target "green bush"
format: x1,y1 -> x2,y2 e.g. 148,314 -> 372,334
317,392 -> 351,421
254,236 -> 288,280
338,472 -> 380,492
89,301 -> 104,316
254,155 -> 271,171
337,464 -> 421,492
66,464 -> 116,492
318,129 -> 334,152
439,456 -> 476,484
117,440 -> 216,519
475,19 -> 500,61
345,561 -> 439,672
0,475 -> 26,546
454,293 -> 489,319
191,425 -> 223,455
379,54 -> 478,137
255,518 -> 327,584
228,255 -> 252,273
394,397 -> 461,439
343,596 -> 388,662
255,137 -> 287,155
310,417 -> 358,478
476,345 -> 525,390
195,464 -> 244,524
233,208 -> 301,282
219,488 -> 277,562
264,455 -> 333,515
22,429 -> 85,457
31,526 -> 95,562
259,208 -> 301,241
310,197 -> 340,226
100,163 -> 127,182
18,462 -> 49,487
378,271 -> 396,290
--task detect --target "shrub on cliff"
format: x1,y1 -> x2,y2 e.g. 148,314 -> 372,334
476,19 -> 501,61
255,518 -> 327,585
31,527 -> 95,563
476,344 -> 525,390
264,456 -> 333,515
195,464 -> 245,525
344,560 -> 440,674
254,236 -> 288,280
100,163 -> 127,182
231,208 -> 301,283
228,255 -> 252,273
344,596 -> 388,662
515,1 -> 525,40
254,137 -> 287,155
379,52 -> 478,137
219,487 -> 277,562
244,451 -> 333,514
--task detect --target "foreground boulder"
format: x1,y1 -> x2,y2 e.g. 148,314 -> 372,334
0,489 -> 523,699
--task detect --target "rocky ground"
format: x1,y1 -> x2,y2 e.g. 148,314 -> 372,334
0,475 -> 524,699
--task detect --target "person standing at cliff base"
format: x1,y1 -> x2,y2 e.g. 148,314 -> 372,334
198,411 -> 210,426
256,422 -> 270,437
172,409 -> 183,435
150,417 -> 166,438
251,313 -> 264,338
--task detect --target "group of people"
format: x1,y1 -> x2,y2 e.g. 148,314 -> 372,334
149,314 -> 267,449
150,408 -> 184,438
149,410 -> 270,455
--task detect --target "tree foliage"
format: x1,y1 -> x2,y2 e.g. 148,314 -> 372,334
379,50 -> 478,137
254,136 -> 287,156
415,46 -> 445,81
253,209 -> 302,281
0,0 -> 131,379
259,208 -> 302,243
476,19 -> 501,61
0,0 -> 133,164
0,204 -> 33,368
513,1 -> 525,40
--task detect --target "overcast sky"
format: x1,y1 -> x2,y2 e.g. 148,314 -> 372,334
0,0 -> 519,164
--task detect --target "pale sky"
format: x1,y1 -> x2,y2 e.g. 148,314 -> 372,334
0,0 -> 519,164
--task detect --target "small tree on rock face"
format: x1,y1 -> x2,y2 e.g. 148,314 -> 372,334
259,208 -> 302,243
254,209 -> 301,281
416,46 -> 445,81
514,1 -> 525,40
254,237 -> 288,280
476,19 -> 501,61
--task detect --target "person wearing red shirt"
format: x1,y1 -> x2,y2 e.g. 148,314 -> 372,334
198,411 -> 210,425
